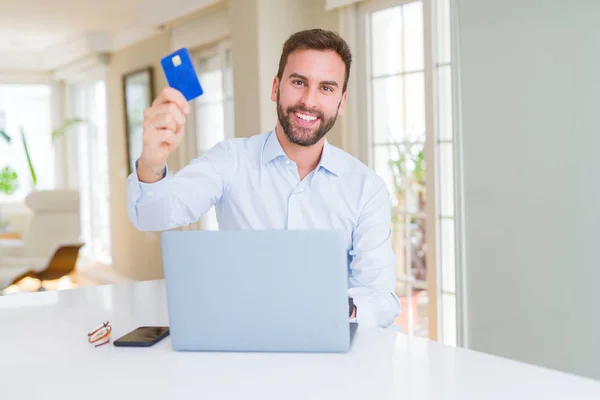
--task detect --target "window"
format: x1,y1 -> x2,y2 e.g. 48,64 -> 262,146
0,84 -> 54,201
67,81 -> 111,264
193,43 -> 234,155
187,40 -> 234,231
361,0 -> 429,338
359,0 -> 458,344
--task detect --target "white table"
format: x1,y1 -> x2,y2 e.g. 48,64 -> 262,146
2,280 -> 600,399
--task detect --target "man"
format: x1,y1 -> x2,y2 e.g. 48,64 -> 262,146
127,29 -> 401,328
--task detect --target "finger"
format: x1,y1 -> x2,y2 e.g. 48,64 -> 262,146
144,103 -> 185,125
146,129 -> 176,146
152,87 -> 190,115
146,114 -> 177,133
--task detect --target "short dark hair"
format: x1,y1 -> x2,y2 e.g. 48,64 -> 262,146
277,29 -> 352,93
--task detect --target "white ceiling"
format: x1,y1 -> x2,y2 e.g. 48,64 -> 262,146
0,0 -> 221,70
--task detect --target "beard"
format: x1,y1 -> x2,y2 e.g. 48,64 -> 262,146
276,91 -> 339,147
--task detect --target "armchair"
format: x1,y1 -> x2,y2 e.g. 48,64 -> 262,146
0,190 -> 84,291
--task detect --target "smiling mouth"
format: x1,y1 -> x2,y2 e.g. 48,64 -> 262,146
293,111 -> 320,126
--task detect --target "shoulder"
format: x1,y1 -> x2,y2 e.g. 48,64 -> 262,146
203,132 -> 269,160
209,132 -> 269,155
327,144 -> 386,189
325,144 -> 391,216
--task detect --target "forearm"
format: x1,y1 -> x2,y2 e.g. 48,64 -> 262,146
127,158 -> 225,232
348,245 -> 401,327
349,175 -> 402,328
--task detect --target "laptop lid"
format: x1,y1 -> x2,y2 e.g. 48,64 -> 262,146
160,229 -> 352,352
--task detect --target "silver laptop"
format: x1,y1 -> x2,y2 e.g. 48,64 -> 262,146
160,229 -> 357,353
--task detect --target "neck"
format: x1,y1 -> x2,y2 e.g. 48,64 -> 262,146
275,122 -> 324,172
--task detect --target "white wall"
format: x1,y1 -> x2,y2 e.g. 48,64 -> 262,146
457,0 -> 600,380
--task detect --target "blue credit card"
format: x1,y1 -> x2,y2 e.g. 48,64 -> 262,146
160,48 -> 204,101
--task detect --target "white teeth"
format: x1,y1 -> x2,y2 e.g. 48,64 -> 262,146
295,112 -> 317,122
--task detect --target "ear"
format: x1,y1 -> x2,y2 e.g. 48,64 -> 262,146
336,90 -> 349,115
271,76 -> 279,102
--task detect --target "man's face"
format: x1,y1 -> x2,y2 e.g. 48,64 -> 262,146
271,49 -> 348,147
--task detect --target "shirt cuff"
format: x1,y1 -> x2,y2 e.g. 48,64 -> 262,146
129,160 -> 171,205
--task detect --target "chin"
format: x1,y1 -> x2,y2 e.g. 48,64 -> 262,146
287,127 -> 323,147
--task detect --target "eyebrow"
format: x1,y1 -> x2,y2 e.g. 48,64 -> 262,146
288,73 -> 339,87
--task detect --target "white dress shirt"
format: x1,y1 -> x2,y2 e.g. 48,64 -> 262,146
127,129 -> 401,328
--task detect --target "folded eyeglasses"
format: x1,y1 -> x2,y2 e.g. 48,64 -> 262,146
88,321 -> 112,347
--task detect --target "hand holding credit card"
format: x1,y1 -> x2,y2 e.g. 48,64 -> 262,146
136,48 -> 203,182
160,48 -> 204,101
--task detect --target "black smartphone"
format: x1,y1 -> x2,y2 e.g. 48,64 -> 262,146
113,326 -> 170,347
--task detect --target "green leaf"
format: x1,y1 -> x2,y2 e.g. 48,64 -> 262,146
413,149 -> 425,185
51,118 -> 85,142
0,130 -> 11,143
20,126 -> 37,188
0,166 -> 19,195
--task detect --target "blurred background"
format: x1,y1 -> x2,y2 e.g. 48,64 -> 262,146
1,0 -> 600,383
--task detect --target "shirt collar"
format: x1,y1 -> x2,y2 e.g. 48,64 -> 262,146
317,139 -> 343,177
261,129 -> 344,177
261,130 -> 286,165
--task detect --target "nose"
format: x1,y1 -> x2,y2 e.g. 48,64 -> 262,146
300,86 -> 318,110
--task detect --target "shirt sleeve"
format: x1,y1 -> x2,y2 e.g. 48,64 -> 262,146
348,175 -> 402,328
126,140 -> 237,232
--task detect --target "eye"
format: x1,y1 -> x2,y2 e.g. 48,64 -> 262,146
292,80 -> 306,87
321,86 -> 333,92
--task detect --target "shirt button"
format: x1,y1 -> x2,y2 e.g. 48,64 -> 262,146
147,191 -> 154,197
285,159 -> 291,165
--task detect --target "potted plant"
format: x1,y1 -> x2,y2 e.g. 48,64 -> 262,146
388,139 -> 427,288
0,166 -> 18,232
0,118 -> 84,190
0,118 -> 84,231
